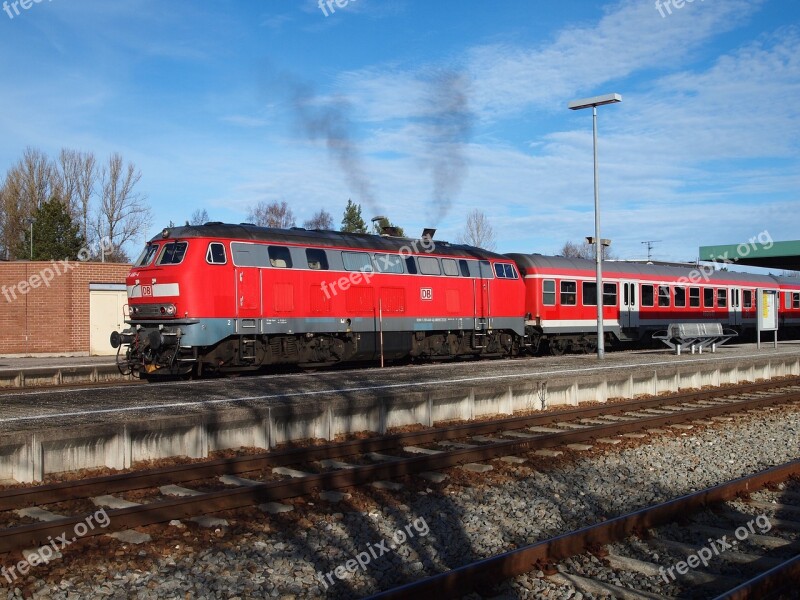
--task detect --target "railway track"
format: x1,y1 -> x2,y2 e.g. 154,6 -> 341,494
368,459 -> 800,599
1,378 -> 799,562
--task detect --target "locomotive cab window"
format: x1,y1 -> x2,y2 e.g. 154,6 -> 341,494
418,257 -> 441,276
543,280 -> 556,305
479,261 -> 494,279
560,281 -> 577,306
374,253 -> 403,274
404,257 -> 418,274
494,263 -> 517,279
135,244 -> 158,267
342,251 -> 373,272
641,284 -> 654,307
268,246 -> 292,268
442,258 -> 460,277
306,248 -> 329,270
206,242 -> 227,265
157,241 -> 188,265
458,259 -> 470,277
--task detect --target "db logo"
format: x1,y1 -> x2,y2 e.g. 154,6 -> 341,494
420,288 -> 433,301
141,285 -> 153,297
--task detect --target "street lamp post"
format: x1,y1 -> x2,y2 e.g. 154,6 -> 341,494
568,93 -> 622,359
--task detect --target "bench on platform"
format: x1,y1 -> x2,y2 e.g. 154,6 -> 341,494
652,322 -> 738,355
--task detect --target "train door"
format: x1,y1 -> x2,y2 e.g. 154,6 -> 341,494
729,287 -> 742,327
236,267 -> 261,319
621,280 -> 639,329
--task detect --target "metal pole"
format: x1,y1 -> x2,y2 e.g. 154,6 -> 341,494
29,221 -> 33,260
592,106 -> 604,359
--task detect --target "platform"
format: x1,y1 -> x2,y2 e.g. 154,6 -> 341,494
0,342 -> 799,482
0,355 -> 129,388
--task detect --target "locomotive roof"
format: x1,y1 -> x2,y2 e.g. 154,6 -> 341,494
506,253 -> 779,284
153,222 -> 506,261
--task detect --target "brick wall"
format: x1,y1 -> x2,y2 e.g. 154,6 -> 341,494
0,261 -> 130,355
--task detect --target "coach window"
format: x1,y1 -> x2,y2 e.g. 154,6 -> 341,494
342,251 -> 372,272
604,283 -> 617,307
157,241 -> 188,265
743,289 -> 753,309
674,286 -> 686,308
206,242 -> 227,265
582,282 -> 597,306
418,256 -> 441,276
704,288 -> 714,308
560,281 -> 577,306
794,293 -> 800,309
305,248 -> 329,270
268,246 -> 292,268
543,280 -> 556,305
374,253 -> 403,274
658,285 -> 670,307
689,287 -> 700,307
459,259 -> 470,277
717,288 -> 727,308
442,258 -> 460,276
641,284 -> 654,307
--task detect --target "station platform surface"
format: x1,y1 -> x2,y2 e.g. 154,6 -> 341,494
2,341 -> 799,481
1,340 -> 799,435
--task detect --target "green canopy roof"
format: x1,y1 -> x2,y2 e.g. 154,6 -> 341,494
699,240 -> 800,272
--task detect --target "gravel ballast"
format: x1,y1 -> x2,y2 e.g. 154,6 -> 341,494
3,404 -> 799,599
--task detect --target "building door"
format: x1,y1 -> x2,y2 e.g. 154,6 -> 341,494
89,286 -> 128,355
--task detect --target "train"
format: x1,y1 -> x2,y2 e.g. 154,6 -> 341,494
110,222 -> 800,378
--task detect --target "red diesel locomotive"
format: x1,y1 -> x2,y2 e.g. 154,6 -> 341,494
111,223 -> 799,377
111,223 -> 527,377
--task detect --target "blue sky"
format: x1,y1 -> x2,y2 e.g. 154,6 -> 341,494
1,0 -> 798,263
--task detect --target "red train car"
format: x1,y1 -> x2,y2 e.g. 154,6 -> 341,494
112,223 -> 527,377
507,254 -> 784,354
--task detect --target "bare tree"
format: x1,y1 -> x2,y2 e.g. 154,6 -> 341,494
190,208 -> 209,226
54,149 -> 96,245
457,209 -> 496,251
247,200 -> 295,229
93,153 -> 151,262
303,209 -> 334,230
0,148 -> 56,259
559,240 -> 616,260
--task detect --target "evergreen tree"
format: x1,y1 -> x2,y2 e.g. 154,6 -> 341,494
340,199 -> 367,233
371,216 -> 405,237
17,197 -> 85,260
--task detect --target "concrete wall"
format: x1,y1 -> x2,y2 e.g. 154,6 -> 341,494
0,261 -> 130,355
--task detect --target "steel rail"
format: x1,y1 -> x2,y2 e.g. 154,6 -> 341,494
712,554 -> 800,600
1,378 -> 797,512
0,388 -> 798,554
366,459 -> 800,599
